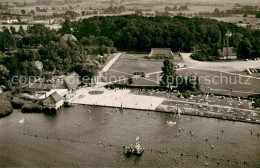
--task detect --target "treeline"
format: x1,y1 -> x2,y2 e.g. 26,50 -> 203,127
66,15 -> 259,60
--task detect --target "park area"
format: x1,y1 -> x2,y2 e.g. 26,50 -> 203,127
104,53 -> 165,86
102,53 -> 260,98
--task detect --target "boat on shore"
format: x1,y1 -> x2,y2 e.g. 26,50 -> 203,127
19,118 -> 24,124
64,101 -> 78,107
123,136 -> 144,156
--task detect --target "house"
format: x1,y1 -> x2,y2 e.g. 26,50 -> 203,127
34,61 -> 43,71
42,92 -> 64,110
29,72 -> 81,91
218,47 -> 237,60
148,48 -> 174,58
7,19 -> 18,24
62,34 -> 77,41
0,85 -> 6,93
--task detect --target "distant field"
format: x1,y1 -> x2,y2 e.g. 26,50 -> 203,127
211,15 -> 260,25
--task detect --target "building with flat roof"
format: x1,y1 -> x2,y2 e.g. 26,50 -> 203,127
218,47 -> 237,60
148,48 -> 174,58
62,34 -> 77,41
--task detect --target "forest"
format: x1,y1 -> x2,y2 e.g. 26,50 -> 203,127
63,15 -> 259,61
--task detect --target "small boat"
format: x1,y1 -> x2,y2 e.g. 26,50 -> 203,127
123,136 -> 144,156
167,121 -> 176,126
19,118 -> 24,124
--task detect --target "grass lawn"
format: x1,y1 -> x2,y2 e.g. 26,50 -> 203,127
105,54 -> 163,86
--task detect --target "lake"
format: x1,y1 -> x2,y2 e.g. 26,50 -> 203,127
0,105 -> 259,167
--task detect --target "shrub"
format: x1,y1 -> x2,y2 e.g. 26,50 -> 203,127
22,103 -> 43,113
253,99 -> 260,108
182,90 -> 192,98
248,94 -> 260,99
11,97 -> 25,109
0,94 -> 13,117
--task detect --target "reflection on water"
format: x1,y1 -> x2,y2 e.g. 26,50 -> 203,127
43,111 -> 57,119
0,105 -> 259,167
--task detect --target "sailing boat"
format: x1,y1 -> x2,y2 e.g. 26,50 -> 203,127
124,136 -> 144,156
19,118 -> 25,124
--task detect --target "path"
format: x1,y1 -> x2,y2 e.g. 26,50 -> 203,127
95,53 -> 123,87
181,53 -> 260,72
101,53 -> 123,73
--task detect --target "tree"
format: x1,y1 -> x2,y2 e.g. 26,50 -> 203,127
160,59 -> 175,88
256,12 -> 260,18
0,28 -> 14,51
31,10 -> 35,15
165,6 -> 171,12
128,77 -> 133,85
10,26 -> 16,35
64,10 -> 79,19
213,8 -> 221,17
18,26 -> 26,36
59,18 -> 72,35
172,5 -> 177,11
21,9 -> 26,15
0,65 -> 9,85
243,14 -> 248,17
135,9 -> 143,15
237,38 -> 253,59
81,11 -> 86,16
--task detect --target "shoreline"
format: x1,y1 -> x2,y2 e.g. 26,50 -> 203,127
82,104 -> 260,125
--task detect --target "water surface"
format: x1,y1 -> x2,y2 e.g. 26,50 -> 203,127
0,106 -> 259,167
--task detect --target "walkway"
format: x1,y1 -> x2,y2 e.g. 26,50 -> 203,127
101,53 -> 123,73
181,53 -> 260,72
68,88 -> 165,110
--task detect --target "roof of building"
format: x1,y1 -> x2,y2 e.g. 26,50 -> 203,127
148,48 -> 174,57
34,61 -> 43,70
29,82 -> 67,90
218,47 -> 237,56
62,34 -> 77,41
29,72 -> 80,91
43,92 -> 63,104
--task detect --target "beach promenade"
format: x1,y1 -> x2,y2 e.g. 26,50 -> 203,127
68,88 -> 165,110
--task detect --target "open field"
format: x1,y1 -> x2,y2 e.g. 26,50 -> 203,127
105,53 -> 164,86
210,14 -> 260,25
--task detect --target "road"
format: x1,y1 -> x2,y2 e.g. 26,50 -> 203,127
181,53 -> 260,72
101,53 -> 123,73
